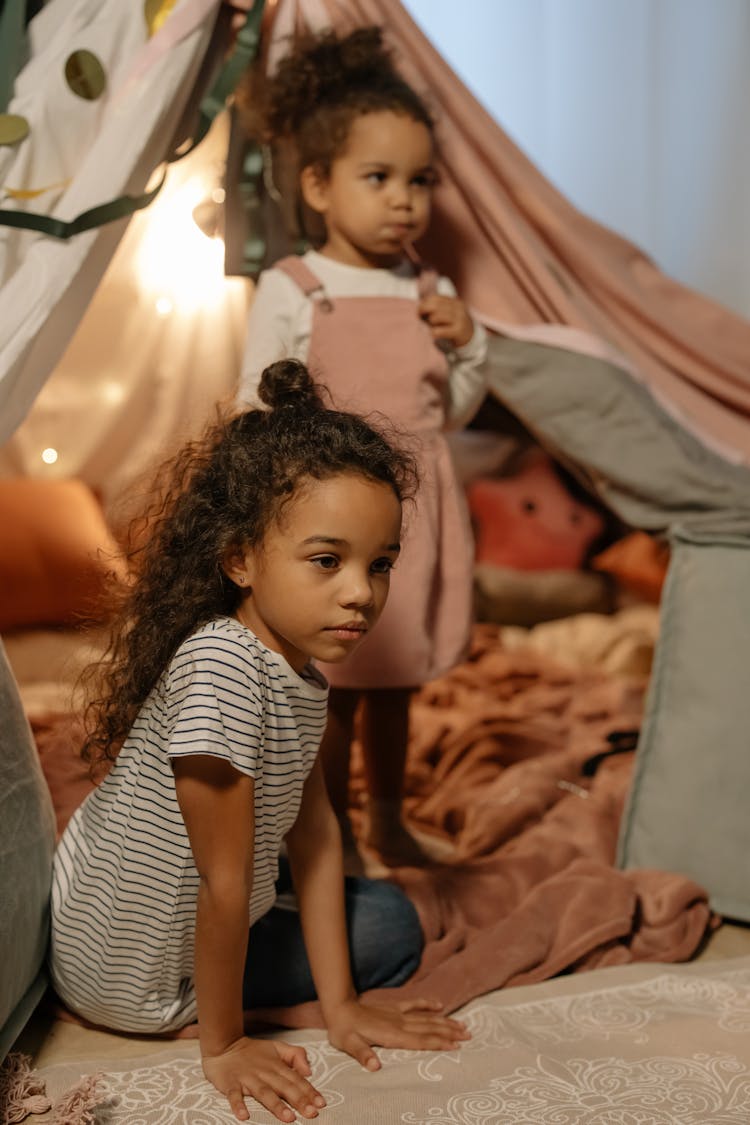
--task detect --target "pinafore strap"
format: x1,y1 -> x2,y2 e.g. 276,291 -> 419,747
275,254 -> 439,304
275,255 -> 329,298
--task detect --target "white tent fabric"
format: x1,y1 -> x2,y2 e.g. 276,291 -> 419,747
0,0 -> 222,444
0,110 -> 250,520
0,110 -> 251,520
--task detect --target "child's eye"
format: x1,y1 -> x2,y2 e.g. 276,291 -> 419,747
370,557 -> 395,575
366,171 -> 387,185
413,172 -> 436,189
311,555 -> 339,570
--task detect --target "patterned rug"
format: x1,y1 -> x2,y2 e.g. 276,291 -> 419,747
23,955 -> 750,1124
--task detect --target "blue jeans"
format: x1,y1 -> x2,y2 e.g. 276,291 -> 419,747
242,858 -> 423,1008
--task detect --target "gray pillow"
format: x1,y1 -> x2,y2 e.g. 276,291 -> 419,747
0,641 -> 56,1060
487,335 -> 750,919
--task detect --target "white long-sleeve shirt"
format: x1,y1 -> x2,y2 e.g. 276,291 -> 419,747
237,251 -> 488,430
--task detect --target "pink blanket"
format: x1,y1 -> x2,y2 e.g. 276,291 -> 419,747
259,626 -> 713,1028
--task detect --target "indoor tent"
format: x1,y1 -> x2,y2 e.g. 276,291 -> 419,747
2,0 -> 750,1062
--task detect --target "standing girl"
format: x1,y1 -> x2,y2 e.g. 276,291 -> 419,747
50,360 -> 469,1124
238,27 -> 488,869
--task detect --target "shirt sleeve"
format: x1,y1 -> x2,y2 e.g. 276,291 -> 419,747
236,269 -> 311,408
165,636 -> 265,778
436,275 -> 490,430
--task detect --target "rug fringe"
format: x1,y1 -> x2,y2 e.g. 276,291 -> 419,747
1,1054 -> 107,1125
50,1073 -> 107,1125
0,1053 -> 51,1123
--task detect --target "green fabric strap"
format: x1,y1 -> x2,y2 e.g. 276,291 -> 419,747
178,0 -> 264,162
0,0 -> 27,113
0,171 -> 166,237
0,0 -> 266,239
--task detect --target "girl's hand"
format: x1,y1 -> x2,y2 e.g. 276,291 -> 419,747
202,1036 -> 327,1123
418,294 -> 475,349
326,996 -> 471,1071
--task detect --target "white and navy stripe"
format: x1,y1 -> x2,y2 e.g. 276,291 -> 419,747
50,616 -> 328,1032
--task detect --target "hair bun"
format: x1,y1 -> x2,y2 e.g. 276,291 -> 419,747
261,26 -> 400,141
257,359 -> 321,411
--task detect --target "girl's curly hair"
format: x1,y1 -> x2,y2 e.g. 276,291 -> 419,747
82,359 -> 417,770
244,25 -> 434,175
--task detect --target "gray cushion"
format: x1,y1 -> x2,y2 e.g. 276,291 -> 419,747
487,335 -> 750,918
0,641 -> 56,1060
617,532 -> 750,919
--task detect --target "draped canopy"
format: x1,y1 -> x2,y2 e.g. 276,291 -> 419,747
2,0 -> 748,481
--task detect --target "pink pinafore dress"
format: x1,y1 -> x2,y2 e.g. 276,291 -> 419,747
276,256 -> 475,690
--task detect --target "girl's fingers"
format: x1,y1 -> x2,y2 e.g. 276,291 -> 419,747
329,1003 -> 471,1076
254,1072 -> 323,1121
418,294 -> 455,313
384,1024 -> 465,1052
419,1033 -> 465,1051
393,998 -> 469,1033
422,310 -> 455,329
278,1042 -> 312,1076
421,304 -> 449,320
403,1011 -> 468,1030
206,1041 -> 324,1121
273,1071 -> 326,1117
235,1066 -> 324,1121
252,1082 -> 296,1122
346,1032 -> 381,1071
418,1025 -> 469,1044
417,294 -> 439,312
357,1013 -> 470,1053
404,1019 -> 470,1042
397,997 -> 443,1013
227,1086 -> 250,1121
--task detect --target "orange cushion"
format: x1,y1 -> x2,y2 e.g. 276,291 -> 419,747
0,478 -> 126,631
591,531 -> 669,603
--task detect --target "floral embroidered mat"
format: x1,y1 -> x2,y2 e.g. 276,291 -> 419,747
16,955 -> 750,1123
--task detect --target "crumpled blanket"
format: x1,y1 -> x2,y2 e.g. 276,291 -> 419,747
260,624 -> 713,1029
31,622 -> 714,1035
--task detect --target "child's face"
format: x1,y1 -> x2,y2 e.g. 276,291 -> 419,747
225,473 -> 402,673
302,111 -> 435,269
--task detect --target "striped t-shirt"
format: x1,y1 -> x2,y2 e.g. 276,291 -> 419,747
50,616 -> 328,1033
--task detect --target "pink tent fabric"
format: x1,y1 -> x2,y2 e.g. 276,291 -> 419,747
275,0 -> 750,463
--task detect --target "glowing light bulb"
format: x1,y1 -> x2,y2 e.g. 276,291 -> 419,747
101,381 -> 126,406
41,447 -> 58,464
136,177 -> 229,312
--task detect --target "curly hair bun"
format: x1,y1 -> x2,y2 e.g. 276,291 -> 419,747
307,26 -> 389,98
257,359 -> 322,411
266,26 -> 395,139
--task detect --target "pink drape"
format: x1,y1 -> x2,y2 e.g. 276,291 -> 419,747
281,0 -> 750,462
